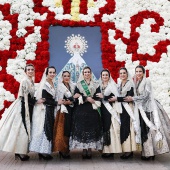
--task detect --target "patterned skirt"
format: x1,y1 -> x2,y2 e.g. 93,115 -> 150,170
53,111 -> 69,153
69,102 -> 103,150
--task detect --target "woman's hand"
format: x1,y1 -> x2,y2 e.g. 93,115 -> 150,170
108,96 -> 117,102
64,99 -> 72,105
36,98 -> 45,104
73,93 -> 81,99
124,96 -> 133,102
96,93 -> 103,99
87,97 -> 95,104
58,99 -> 65,105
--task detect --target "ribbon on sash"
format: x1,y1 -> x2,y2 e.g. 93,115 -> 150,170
138,104 -> 156,131
102,100 -> 121,124
80,80 -> 101,115
122,102 -> 141,143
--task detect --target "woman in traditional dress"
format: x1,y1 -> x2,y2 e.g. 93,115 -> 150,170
113,67 -> 139,159
69,66 -> 103,159
0,64 -> 44,161
124,65 -> 170,160
53,71 -> 75,159
29,66 -> 62,160
97,69 -> 122,158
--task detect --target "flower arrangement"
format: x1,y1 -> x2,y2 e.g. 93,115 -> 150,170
0,0 -> 170,117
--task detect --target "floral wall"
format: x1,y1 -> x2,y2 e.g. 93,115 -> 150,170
0,0 -> 170,118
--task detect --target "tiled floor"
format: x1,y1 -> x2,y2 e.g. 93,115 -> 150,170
0,151 -> 170,170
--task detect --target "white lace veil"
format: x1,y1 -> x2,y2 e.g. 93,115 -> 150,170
77,71 -> 84,83
18,67 -> 35,98
57,70 -> 75,100
99,70 -> 119,97
77,67 -> 95,83
57,71 -> 75,86
117,69 -> 136,97
133,65 -> 147,92
77,67 -> 99,96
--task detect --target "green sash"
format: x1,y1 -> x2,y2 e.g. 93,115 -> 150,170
80,80 -> 101,115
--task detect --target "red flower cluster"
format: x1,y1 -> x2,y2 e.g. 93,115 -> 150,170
62,0 -> 71,14
114,11 -> 170,66
101,23 -> 125,81
80,0 -> 87,15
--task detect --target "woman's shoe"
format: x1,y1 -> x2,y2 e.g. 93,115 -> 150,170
141,156 -> 150,160
38,153 -> 53,160
86,154 -> 92,159
151,156 -> 155,160
86,149 -> 92,159
59,152 -> 71,159
102,153 -> 114,158
15,154 -> 30,161
82,149 -> 88,159
82,154 -> 87,159
120,153 -> 126,159
141,156 -> 154,161
120,152 -> 133,159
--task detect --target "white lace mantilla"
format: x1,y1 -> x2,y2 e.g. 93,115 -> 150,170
19,78 -> 35,98
118,80 -> 132,97
43,81 -> 56,98
77,80 -> 99,97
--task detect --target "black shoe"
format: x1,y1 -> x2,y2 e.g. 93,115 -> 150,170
38,153 -> 53,160
86,154 -> 92,159
82,149 -> 87,159
120,152 -> 133,159
141,156 -> 155,161
152,156 -> 155,160
59,152 -> 71,159
102,153 -> 114,158
86,149 -> 92,159
82,154 -> 87,159
82,154 -> 92,159
15,154 -> 30,161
